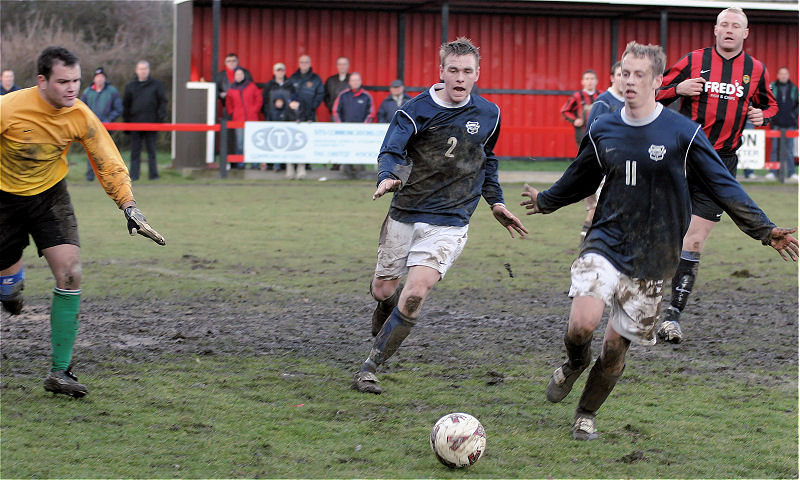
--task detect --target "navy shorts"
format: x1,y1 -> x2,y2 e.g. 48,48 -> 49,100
690,152 -> 738,223
0,180 -> 80,270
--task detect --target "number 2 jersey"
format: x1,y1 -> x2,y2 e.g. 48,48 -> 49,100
377,84 -> 503,227
536,104 -> 775,280
0,87 -> 133,207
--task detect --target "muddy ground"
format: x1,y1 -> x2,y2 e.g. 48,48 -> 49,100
1,281 -> 796,384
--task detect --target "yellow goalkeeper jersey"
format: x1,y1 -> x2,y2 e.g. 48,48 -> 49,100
0,87 -> 134,207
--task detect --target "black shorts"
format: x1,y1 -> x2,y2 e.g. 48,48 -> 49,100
0,179 -> 80,270
690,152 -> 738,223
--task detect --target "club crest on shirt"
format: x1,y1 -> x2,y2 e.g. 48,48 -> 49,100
742,75 -> 750,84
465,121 -> 480,134
648,144 -> 666,161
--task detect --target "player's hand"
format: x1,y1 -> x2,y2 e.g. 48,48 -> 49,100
676,77 -> 706,96
492,204 -> 528,238
520,183 -> 541,215
573,118 -> 584,128
373,178 -> 401,200
124,206 -> 166,246
747,106 -> 765,127
768,227 -> 798,261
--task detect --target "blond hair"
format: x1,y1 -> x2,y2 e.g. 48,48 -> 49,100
621,41 -> 666,78
439,37 -> 480,67
717,6 -> 748,28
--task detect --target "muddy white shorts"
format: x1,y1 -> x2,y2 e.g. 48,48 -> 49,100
568,253 -> 664,345
374,215 -> 468,280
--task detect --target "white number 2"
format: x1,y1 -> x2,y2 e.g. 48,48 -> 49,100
444,137 -> 457,158
625,160 -> 637,186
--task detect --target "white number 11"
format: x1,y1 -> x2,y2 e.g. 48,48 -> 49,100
625,160 -> 637,186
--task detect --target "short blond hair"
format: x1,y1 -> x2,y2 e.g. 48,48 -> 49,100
621,41 -> 666,79
439,37 -> 480,67
717,6 -> 748,28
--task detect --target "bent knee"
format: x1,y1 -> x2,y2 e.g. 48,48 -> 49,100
55,261 -> 82,289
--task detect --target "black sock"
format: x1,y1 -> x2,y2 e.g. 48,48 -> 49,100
668,251 -> 700,320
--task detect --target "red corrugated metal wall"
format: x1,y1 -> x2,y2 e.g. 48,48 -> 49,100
191,5 -> 798,158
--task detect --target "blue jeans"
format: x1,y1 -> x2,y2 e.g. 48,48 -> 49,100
770,128 -> 796,177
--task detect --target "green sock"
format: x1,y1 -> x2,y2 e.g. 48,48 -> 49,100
50,288 -> 81,372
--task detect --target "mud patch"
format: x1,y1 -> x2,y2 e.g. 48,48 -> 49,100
0,284 -> 796,384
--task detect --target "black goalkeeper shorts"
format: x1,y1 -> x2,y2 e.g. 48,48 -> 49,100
0,179 -> 80,270
689,152 -> 739,223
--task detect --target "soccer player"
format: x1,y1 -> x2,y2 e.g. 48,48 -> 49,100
351,37 -> 528,394
562,70 -> 601,243
654,6 -> 778,344
578,61 -> 625,243
587,62 -> 624,127
0,46 -> 166,398
521,42 -> 797,441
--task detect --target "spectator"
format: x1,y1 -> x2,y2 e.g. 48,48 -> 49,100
561,69 -> 601,243
80,67 -> 123,181
261,62 -> 295,118
332,72 -> 375,178
1,69 -> 21,95
287,54 -> 323,179
561,69 -> 600,148
261,62 -> 295,171
215,53 -> 252,103
332,72 -> 375,123
377,79 -> 411,123
226,67 -> 262,162
324,56 -> 350,113
267,93 -> 301,121
123,60 -> 168,181
764,67 -> 798,181
288,54 -> 324,121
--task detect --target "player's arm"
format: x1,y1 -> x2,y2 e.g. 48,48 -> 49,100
747,69 -> 779,126
80,112 -> 165,245
560,94 -> 579,123
521,130 -> 604,214
687,126 -> 797,260
481,113 -> 527,238
657,54 -> 701,104
374,109 -> 416,199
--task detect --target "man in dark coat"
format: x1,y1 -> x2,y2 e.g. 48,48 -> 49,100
123,60 -> 168,181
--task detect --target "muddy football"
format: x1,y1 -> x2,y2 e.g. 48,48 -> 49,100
430,412 -> 486,468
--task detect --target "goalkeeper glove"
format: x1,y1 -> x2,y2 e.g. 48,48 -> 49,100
124,206 -> 166,246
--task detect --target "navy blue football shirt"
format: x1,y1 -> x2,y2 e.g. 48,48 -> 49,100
377,84 -> 504,227
587,89 -> 625,126
537,104 -> 775,280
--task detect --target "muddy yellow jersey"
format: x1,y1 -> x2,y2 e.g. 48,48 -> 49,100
0,87 -> 133,207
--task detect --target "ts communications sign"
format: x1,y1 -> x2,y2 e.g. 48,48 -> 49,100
244,122 -> 389,164
736,129 -> 765,170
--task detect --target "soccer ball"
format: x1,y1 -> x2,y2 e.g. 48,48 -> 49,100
429,412 -> 486,468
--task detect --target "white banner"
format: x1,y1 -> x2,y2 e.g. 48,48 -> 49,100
243,121 -> 389,164
736,129 -> 765,170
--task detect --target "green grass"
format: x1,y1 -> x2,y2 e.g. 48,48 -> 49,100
2,357 -> 796,479
2,170 -> 797,479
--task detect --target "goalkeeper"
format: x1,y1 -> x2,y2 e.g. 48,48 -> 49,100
0,46 -> 166,398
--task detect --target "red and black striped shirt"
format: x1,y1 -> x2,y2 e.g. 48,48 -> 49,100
657,46 -> 778,155
561,90 -> 599,125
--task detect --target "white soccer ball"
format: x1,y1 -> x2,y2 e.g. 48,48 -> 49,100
430,412 -> 486,468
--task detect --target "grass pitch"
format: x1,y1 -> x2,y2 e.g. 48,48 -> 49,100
1,168 -> 797,479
